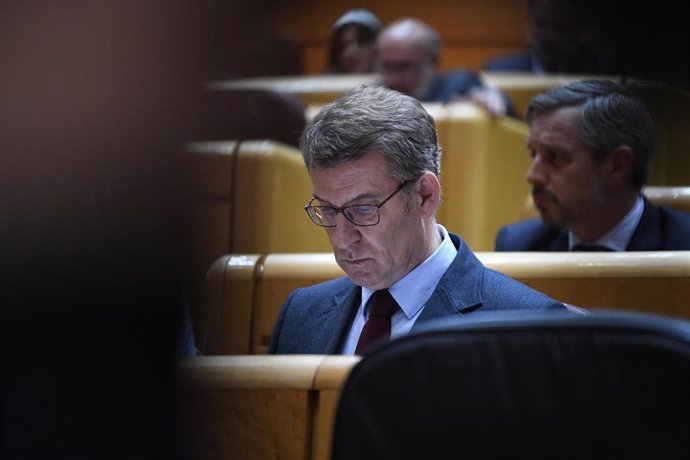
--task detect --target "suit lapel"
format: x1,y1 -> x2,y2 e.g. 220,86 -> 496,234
309,283 -> 361,353
412,234 -> 484,329
627,198 -> 663,250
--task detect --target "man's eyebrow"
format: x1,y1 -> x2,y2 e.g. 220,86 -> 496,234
526,138 -> 554,150
312,191 -> 379,207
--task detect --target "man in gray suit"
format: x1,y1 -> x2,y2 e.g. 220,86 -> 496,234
268,86 -> 565,355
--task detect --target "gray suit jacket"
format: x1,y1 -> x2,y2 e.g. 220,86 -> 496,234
268,233 -> 565,354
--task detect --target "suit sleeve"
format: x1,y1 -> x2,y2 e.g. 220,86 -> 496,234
495,225 -> 508,251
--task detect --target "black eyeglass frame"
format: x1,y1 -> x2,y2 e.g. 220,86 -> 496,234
304,180 -> 412,227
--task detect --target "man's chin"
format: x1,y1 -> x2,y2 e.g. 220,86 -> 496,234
338,259 -> 373,283
342,265 -> 388,290
538,210 -> 567,231
347,272 -> 382,290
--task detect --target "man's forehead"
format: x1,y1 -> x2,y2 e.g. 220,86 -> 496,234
530,107 -> 579,135
528,107 -> 590,154
534,106 -> 580,125
310,156 -> 394,199
311,158 -> 387,183
380,35 -> 426,58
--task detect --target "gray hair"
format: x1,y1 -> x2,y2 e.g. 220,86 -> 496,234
526,79 -> 655,188
300,85 -> 441,185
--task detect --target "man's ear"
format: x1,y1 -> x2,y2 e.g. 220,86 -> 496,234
608,145 -> 635,185
415,171 -> 441,218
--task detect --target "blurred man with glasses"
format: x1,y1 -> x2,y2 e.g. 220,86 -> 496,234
377,18 -> 517,117
268,86 -> 564,355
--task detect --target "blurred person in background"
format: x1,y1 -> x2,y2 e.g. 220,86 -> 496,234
328,8 -> 383,74
378,18 -> 517,117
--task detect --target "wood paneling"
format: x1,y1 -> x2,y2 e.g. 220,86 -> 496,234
271,0 -> 527,74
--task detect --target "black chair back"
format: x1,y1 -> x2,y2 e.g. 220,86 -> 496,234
332,310 -> 690,459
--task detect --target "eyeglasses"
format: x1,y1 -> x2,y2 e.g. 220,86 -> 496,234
305,180 -> 411,227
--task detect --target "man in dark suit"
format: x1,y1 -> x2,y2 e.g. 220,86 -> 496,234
268,86 -> 564,355
376,18 -> 517,117
495,80 -> 690,252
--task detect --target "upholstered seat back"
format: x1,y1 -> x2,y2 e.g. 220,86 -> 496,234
333,310 -> 690,459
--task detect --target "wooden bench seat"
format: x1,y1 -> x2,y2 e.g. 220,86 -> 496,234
199,251 -> 690,355
642,186 -> 690,214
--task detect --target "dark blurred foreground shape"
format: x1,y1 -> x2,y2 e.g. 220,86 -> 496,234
484,0 -> 690,90
0,1 -> 295,457
333,310 -> 690,460
189,88 -> 306,148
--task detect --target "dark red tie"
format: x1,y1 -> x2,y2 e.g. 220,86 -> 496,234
355,289 -> 398,355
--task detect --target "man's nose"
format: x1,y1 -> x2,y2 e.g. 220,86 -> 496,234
329,213 -> 360,250
526,155 -> 546,185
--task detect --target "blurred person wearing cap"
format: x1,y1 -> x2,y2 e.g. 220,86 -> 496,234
328,8 -> 383,74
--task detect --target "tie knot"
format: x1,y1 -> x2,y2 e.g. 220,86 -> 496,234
367,289 -> 398,318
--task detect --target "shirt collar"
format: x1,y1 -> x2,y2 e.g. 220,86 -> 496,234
569,195 -> 644,251
361,224 -> 457,319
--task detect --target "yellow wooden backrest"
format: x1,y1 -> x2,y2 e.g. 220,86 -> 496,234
179,355 -> 359,460
201,251 -> 690,355
438,104 -> 531,250
232,140 -> 331,253
185,140 -> 331,257
210,74 -> 379,106
210,73 -> 581,114
183,141 -> 239,284
480,73 -> 608,119
212,74 -> 689,187
643,186 -> 690,214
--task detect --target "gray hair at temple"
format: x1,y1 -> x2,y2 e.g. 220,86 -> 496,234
526,79 -> 655,188
300,85 -> 441,186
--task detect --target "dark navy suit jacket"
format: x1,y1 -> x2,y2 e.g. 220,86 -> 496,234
268,233 -> 565,354
483,51 -> 540,73
424,70 -> 483,103
495,198 -> 690,251
422,70 -> 519,118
